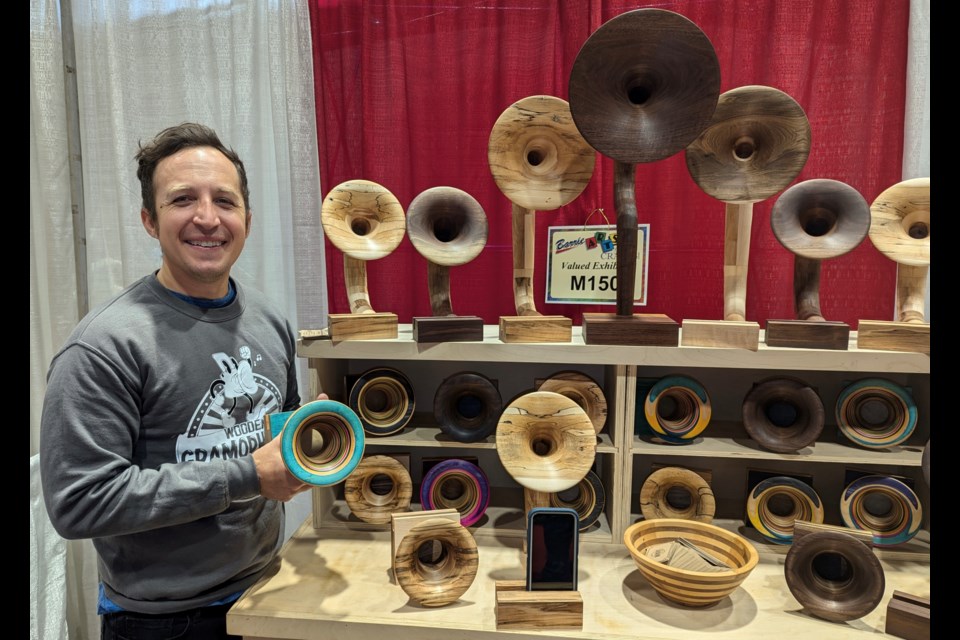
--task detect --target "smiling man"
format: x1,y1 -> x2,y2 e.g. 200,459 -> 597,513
39,123 -> 314,640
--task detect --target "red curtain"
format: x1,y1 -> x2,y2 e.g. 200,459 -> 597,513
309,0 -> 908,328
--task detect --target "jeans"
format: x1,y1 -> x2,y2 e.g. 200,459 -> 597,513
100,602 -> 240,640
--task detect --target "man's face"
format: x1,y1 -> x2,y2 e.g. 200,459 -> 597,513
141,146 -> 251,298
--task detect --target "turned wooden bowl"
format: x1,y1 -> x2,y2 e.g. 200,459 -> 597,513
623,518 -> 759,607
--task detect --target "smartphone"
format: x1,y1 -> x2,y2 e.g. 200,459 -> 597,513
526,507 -> 580,591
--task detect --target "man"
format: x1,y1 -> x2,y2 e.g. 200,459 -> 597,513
40,122 -> 315,639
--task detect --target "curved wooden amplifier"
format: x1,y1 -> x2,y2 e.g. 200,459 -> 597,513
496,390 -> 597,493
348,367 -> 416,437
344,454 -> 413,524
784,528 -> 885,622
433,371 -> 502,443
840,474 -> 923,546
550,468 -> 606,531
538,370 -> 607,434
394,517 -> 479,607
835,377 -> 917,449
642,375 -> 712,443
639,466 -> 716,523
419,458 -> 490,527
741,376 -> 824,453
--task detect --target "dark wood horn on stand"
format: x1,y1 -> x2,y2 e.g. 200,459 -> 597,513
766,179 -> 871,350
407,186 -> 488,342
858,177 -> 930,354
488,95 -> 596,343
319,179 -> 406,341
569,8 -> 721,346
681,85 -> 811,350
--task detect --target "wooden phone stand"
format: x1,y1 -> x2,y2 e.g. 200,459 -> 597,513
494,580 -> 583,630
327,312 -> 398,341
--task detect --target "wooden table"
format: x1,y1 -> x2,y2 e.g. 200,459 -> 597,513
227,517 -> 930,639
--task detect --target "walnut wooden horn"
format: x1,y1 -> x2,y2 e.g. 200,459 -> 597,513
770,179 -> 870,321
686,85 -> 811,322
868,177 -> 930,323
321,179 -> 406,314
407,186 -> 488,317
488,95 -> 595,316
569,8 -> 720,317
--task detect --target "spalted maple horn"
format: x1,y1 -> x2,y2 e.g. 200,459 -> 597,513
770,179 -> 871,321
487,95 -> 595,315
406,186 -> 489,317
321,179 -> 406,314
569,8 -> 720,315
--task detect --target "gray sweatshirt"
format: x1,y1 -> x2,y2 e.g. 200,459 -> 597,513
39,274 -> 301,614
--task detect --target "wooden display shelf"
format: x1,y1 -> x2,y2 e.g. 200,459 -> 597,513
297,325 -> 929,373
227,518 -> 931,640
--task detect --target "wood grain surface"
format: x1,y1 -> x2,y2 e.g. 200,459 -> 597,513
343,454 -> 413,524
321,179 -> 406,260
537,370 -> 608,434
394,517 -> 479,608
868,177 -> 929,267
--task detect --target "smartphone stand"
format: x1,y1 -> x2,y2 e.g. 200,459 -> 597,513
494,580 -> 583,631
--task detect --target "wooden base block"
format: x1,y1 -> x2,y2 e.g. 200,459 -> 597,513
680,319 -> 760,350
885,590 -> 931,640
412,316 -> 484,343
494,580 -> 583,631
390,509 -> 460,582
499,315 -> 572,343
764,319 -> 849,350
856,320 -> 930,355
327,312 -> 398,341
581,313 -> 679,346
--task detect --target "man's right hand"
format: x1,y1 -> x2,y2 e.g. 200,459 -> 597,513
251,434 -> 311,501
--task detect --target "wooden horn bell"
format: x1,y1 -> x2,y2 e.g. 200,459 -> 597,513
770,179 -> 871,322
685,85 -> 811,322
406,186 -> 488,317
569,8 -> 721,318
868,177 -> 930,323
321,179 -> 406,314
488,95 -> 595,316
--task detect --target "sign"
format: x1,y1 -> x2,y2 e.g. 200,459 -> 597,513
545,224 -> 649,305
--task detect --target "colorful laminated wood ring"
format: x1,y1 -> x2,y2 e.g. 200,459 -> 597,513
741,376 -> 824,453
550,468 -> 606,531
746,476 -> 824,544
835,377 -> 917,449
539,370 -> 608,434
343,454 -> 413,524
394,517 -> 479,607
348,367 -> 416,437
433,371 -> 502,443
639,466 -> 716,523
839,474 -> 922,546
643,375 -> 712,443
277,400 -> 365,486
419,458 -> 490,527
784,529 -> 885,622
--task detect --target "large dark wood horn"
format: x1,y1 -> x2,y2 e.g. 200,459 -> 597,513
488,95 -> 595,316
770,179 -> 870,321
686,86 -> 811,321
569,8 -> 720,316
406,186 -> 488,317
868,177 -> 930,323
321,179 -> 406,314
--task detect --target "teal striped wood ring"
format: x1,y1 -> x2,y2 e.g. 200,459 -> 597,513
643,375 -> 712,443
835,378 -> 917,449
746,476 -> 824,544
840,475 -> 922,546
278,400 -> 365,486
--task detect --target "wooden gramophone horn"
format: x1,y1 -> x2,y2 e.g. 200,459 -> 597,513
321,179 -> 406,314
686,85 -> 811,321
488,95 -> 595,316
770,179 -> 871,321
868,177 -> 930,323
406,186 -> 488,317
569,8 -> 720,316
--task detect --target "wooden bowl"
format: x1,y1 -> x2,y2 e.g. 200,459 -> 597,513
623,518 -> 759,607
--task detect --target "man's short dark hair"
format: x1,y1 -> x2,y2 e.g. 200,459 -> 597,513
135,122 -> 250,224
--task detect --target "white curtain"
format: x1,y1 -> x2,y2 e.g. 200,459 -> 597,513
30,1 -> 326,637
